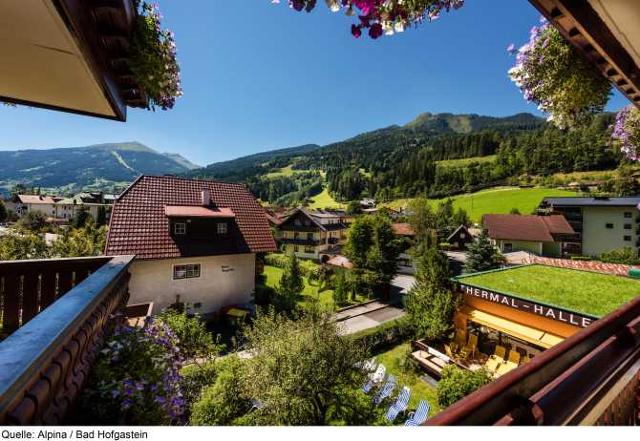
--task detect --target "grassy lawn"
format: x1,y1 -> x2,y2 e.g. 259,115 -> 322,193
436,155 -> 497,168
260,264 -> 369,310
383,186 -> 577,223
262,265 -> 334,309
374,343 -> 441,417
264,165 -> 300,179
460,264 -> 640,317
307,187 -> 346,210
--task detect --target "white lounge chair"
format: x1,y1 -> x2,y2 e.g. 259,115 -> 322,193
404,400 -> 430,426
373,375 -> 396,405
385,386 -> 411,422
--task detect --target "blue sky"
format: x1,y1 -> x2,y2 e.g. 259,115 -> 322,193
0,0 -> 628,166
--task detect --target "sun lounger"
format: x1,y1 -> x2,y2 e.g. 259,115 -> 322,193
459,333 -> 478,359
404,400 -> 430,426
371,364 -> 386,383
362,364 -> 386,393
373,375 -> 396,405
385,386 -> 411,422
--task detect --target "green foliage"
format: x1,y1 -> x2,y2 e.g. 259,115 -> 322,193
0,232 -> 48,260
406,248 -> 458,340
332,271 -> 349,306
180,362 -> 219,409
344,215 -> 399,296
96,205 -> 108,226
189,356 -> 251,426
346,200 -> 363,215
600,247 -> 640,265
241,310 -> 373,425
71,206 -> 92,229
349,317 -> 412,354
50,220 -> 107,258
156,308 -> 220,361
276,253 -> 305,312
509,207 -> 521,215
0,200 -> 7,223
509,24 -> 611,129
464,231 -> 505,273
79,319 -> 184,425
437,365 -> 492,408
17,211 -> 47,231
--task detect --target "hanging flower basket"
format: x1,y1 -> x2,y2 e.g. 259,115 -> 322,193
508,18 -> 611,129
130,1 -> 182,110
612,105 -> 640,161
276,0 -> 464,39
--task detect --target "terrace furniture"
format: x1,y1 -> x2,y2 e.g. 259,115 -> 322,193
404,400 -> 431,426
444,344 -> 454,359
484,345 -> 506,373
385,386 -> 411,423
373,375 -> 397,405
459,333 -> 478,359
453,329 -> 467,351
496,350 -> 521,376
411,349 -> 449,377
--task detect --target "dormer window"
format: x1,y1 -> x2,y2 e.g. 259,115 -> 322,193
217,222 -> 228,234
174,222 -> 187,235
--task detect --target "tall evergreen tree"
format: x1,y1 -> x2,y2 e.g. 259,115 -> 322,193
464,231 -> 504,273
276,253 -> 304,312
406,247 -> 458,340
0,200 -> 7,223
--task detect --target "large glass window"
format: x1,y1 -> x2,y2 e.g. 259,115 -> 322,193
173,264 -> 200,280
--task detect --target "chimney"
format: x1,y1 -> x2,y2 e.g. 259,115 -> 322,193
201,189 -> 210,207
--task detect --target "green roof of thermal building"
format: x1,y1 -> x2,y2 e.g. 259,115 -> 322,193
457,264 -> 640,318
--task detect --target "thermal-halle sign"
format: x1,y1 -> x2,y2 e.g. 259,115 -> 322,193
458,283 -> 595,328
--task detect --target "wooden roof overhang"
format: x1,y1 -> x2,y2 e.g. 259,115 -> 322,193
528,0 -> 640,107
0,0 -> 148,121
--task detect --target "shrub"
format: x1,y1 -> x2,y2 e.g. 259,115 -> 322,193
349,317 -> 412,354
437,365 -> 492,408
189,356 -> 251,426
78,318 -> 185,425
438,242 -> 452,251
156,308 -> 220,361
600,247 -> 640,265
180,361 -> 219,411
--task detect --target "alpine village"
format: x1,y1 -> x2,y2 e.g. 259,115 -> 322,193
2,0 -> 640,429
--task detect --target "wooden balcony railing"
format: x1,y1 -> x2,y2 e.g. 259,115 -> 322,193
0,255 -> 134,425
0,256 -> 112,339
427,296 -> 640,426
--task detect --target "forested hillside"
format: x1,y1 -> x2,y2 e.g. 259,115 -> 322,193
189,111 -> 626,207
0,142 -> 200,195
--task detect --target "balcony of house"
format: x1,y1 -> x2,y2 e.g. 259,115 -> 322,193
279,237 -> 324,246
426,296 -> 640,426
0,255 -> 135,425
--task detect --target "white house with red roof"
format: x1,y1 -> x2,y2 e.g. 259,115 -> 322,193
105,175 -> 277,316
482,214 -> 577,257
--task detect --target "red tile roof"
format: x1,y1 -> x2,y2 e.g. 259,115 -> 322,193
482,214 -> 575,242
392,223 -> 415,236
105,176 -> 277,260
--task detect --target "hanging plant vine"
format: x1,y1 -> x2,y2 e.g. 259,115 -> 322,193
508,18 -> 611,129
130,1 -> 182,110
273,0 -> 465,39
